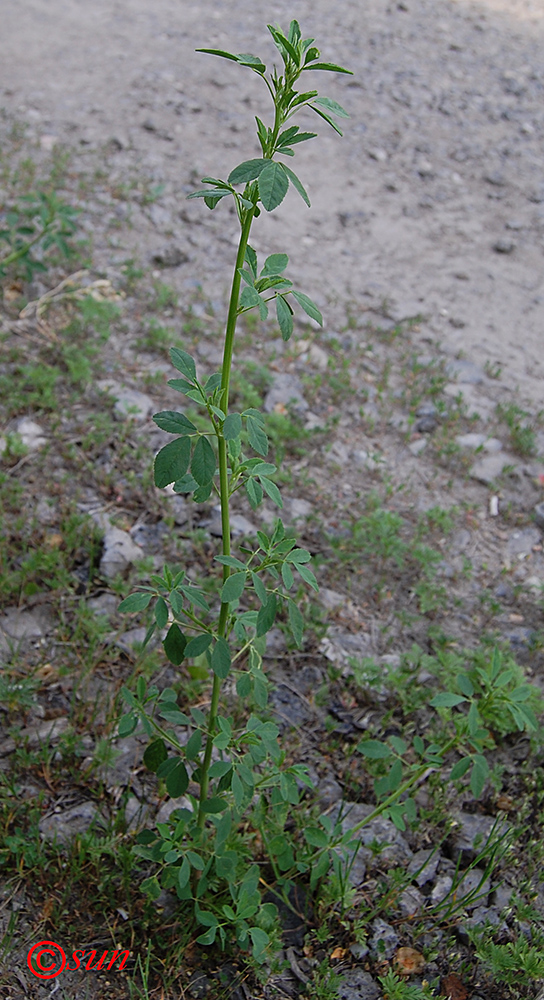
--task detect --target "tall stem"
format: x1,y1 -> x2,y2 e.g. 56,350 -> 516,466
197,206 -> 255,829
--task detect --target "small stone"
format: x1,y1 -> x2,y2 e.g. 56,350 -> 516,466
431,873 -> 453,904
415,415 -> 437,433
263,373 -> 308,415
98,380 -> 154,421
493,238 -> 515,254
398,887 -> 425,916
308,344 -> 329,370
186,971 -> 211,999
469,452 -> 518,484
507,527 -> 541,557
338,969 -> 381,1000
100,526 -> 145,578
0,608 -> 44,639
35,498 -> 58,525
456,868 -> 491,908
370,918 -> 399,960
39,801 -> 104,844
484,170 -> 506,186
408,848 -> 441,886
445,359 -> 485,384
533,502 -> 544,530
208,507 -> 256,537
351,448 -> 382,469
368,147 -> 388,162
151,244 -> 188,267
450,811 -> 504,863
319,588 -> 345,611
455,433 -> 502,452
87,593 -> 119,617
14,417 -> 47,450
409,438 -> 428,455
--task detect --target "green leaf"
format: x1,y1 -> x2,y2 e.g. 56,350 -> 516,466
153,410 -> 197,435
280,163 -> 311,207
470,754 -> 489,798
178,856 -> 191,890
186,730 -> 202,760
141,876 -> 161,900
166,760 -> 189,798
237,674 -> 252,697
430,692 -> 468,708
308,103 -> 345,136
239,285 -> 262,312
247,415 -> 268,456
296,563 -> 319,591
258,162 -> 289,212
249,927 -> 269,960
358,739 -> 392,759
261,253 -> 289,275
457,673 -> 475,697
305,827 -> 329,848
313,95 -> 350,118
232,771 -> 244,808
251,572 -> 268,605
201,797 -> 226,814
163,623 -> 187,665
276,295 -> 294,341
246,478 -> 263,510
245,244 -> 258,278
212,638 -> 231,679
223,412 -> 242,440
118,711 -> 138,737
256,593 -> 277,637
450,757 -> 472,781
292,290 -> 323,325
236,53 -> 266,72
282,562 -> 294,591
196,47 -> 239,62
267,24 -> 299,65
228,159 -> 268,184
118,592 -> 152,613
221,572 -> 246,603
191,436 -> 216,486
259,476 -> 282,508
170,348 -> 196,382
185,633 -> 212,658
143,738 -> 168,773
303,62 -> 353,74
154,437 -> 191,488
154,597 -> 168,629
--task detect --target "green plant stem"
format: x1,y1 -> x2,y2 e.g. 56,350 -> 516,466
197,207 -> 255,829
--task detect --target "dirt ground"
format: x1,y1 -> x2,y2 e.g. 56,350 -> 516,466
1,0 -> 544,406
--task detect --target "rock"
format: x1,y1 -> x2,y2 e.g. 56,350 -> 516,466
456,868 -> 491,908
415,416 -> 437,433
113,627 -> 151,655
263,374 -> 308,415
455,433 -> 502,452
319,588 -> 345,611
35,498 -> 58,524
338,969 -> 380,1000
469,452 -> 518,484
39,801 -> 105,844
0,608 -> 45,640
186,971 -> 212,999
98,380 -> 154,421
124,795 -> 150,831
351,448 -> 383,469
319,627 -> 374,671
444,383 -> 494,421
449,811 -> 505,864
87,593 -> 119,617
14,417 -> 47,450
308,344 -> 329,370
208,507 -> 256,537
493,238 -> 516,254
533,502 -> 544,530
445,359 -> 485,384
341,803 -> 413,864
151,244 -> 189,266
369,918 -> 399,959
408,848 -> 441,886
284,498 -> 313,522
0,718 -> 69,757
167,494 -> 191,525
491,883 -> 514,910
507,527 -> 541,558
148,204 -> 173,229
409,438 -> 428,455
431,873 -> 453,905
100,525 -> 145,577
398,887 -> 425,916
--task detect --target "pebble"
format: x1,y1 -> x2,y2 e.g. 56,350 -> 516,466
408,848 -> 441,886
369,918 -> 399,959
450,811 -> 505,864
0,608 -> 46,640
100,525 -> 145,578
415,415 -> 437,433
341,803 -> 413,864
431,873 -> 453,905
409,438 -> 428,455
398,886 -> 425,916
13,417 -> 47,450
97,380 -> 155,421
507,527 -> 541,558
39,801 -> 105,844
455,433 -> 502,452
533,502 -> 544,530
35,497 -> 58,525
151,243 -> 189,266
493,238 -> 516,254
351,447 -> 383,469
87,593 -> 119,617
338,969 -> 380,1000
208,507 -> 256,537
444,359 -> 485,384
470,452 -> 518,484
263,373 -> 308,415
319,627 -> 374,671
308,344 -> 329,370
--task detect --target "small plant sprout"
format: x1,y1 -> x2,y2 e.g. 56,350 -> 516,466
119,20 -> 352,959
